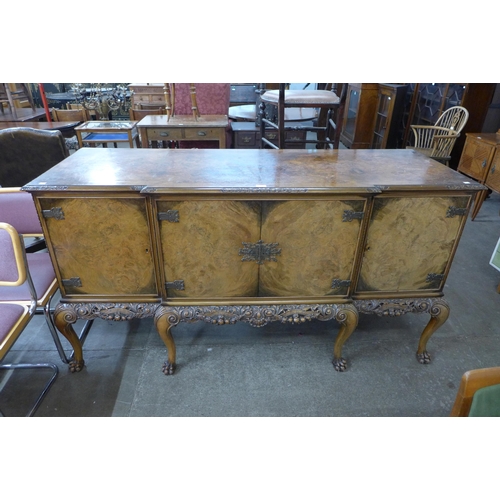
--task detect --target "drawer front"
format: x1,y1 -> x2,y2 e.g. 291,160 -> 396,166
147,127 -> 221,141
182,127 -> 222,141
485,148 -> 500,192
458,137 -> 495,182
147,128 -> 184,141
235,131 -> 257,147
151,94 -> 166,104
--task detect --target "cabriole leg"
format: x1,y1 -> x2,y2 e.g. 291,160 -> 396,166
54,303 -> 84,373
155,307 -> 177,375
332,304 -> 359,372
416,299 -> 450,364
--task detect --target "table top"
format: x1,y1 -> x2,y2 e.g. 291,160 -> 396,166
137,114 -> 229,128
75,121 -> 138,132
0,107 -> 49,122
228,104 -> 317,122
0,121 -> 81,131
22,148 -> 486,194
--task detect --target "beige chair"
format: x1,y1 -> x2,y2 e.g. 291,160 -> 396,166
450,367 -> 500,416
407,106 -> 469,166
259,83 -> 347,149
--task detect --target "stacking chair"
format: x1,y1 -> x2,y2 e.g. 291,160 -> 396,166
0,127 -> 69,187
0,188 -> 93,366
259,83 -> 347,149
450,367 -> 500,417
407,106 -> 469,166
0,222 -> 58,416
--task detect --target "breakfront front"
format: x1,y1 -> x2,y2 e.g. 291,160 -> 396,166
23,148 -> 484,376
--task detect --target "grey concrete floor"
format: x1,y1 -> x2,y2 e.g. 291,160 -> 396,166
2,188 -> 500,417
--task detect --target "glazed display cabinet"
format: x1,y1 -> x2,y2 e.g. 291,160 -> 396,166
23,148 -> 484,376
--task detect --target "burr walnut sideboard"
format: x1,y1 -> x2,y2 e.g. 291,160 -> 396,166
22,148 -> 484,375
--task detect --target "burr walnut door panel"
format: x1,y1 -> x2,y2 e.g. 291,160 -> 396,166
258,199 -> 367,297
356,195 -> 470,294
38,196 -> 157,298
157,200 -> 261,298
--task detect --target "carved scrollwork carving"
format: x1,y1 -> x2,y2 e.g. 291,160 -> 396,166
156,304 -> 348,329
353,297 -> 449,317
55,302 -> 160,322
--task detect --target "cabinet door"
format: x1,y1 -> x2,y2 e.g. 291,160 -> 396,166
157,200 -> 261,298
39,196 -> 157,298
458,137 -> 495,182
485,149 -> 500,193
356,195 -> 470,294
259,199 -> 366,297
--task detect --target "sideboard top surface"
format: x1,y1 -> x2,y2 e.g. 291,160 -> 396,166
23,148 -> 484,193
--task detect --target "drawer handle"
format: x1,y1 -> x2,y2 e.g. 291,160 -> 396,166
492,164 -> 496,174
482,159 -> 487,168
197,131 -> 207,136
160,132 -> 169,137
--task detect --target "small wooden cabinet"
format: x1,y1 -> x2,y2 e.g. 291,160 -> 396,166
457,133 -> 500,219
340,83 -> 379,148
128,83 -> 165,108
371,84 -> 408,149
24,149 -> 484,376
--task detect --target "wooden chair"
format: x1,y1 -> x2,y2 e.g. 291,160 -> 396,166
0,222 -> 58,416
407,106 -> 469,166
0,83 -> 36,114
52,108 -> 91,150
0,188 -> 93,366
259,83 -> 347,149
450,367 -> 500,416
66,103 -> 97,120
161,83 -> 231,149
129,106 -> 168,148
0,127 -> 69,188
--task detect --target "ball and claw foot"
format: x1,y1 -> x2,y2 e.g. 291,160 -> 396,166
333,357 -> 347,372
68,359 -> 84,373
162,361 -> 176,375
416,351 -> 431,364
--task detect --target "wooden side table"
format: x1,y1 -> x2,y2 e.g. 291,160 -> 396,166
75,121 -> 140,148
137,115 -> 229,148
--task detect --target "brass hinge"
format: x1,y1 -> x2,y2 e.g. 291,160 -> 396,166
158,210 -> 179,222
446,206 -> 467,218
62,277 -> 82,287
342,210 -> 364,222
42,207 -> 65,220
165,280 -> 185,290
331,279 -> 351,290
239,240 -> 281,265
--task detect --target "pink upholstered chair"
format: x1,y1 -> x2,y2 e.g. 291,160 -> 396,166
166,83 -> 231,148
0,222 -> 58,416
0,188 -> 93,366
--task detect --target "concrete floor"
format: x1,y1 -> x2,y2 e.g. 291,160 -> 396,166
2,185 -> 500,417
